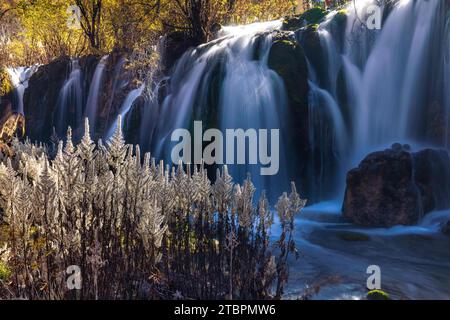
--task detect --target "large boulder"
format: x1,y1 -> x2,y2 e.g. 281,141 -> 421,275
282,8 -> 327,32
343,145 -> 450,227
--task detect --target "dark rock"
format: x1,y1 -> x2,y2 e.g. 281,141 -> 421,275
297,25 -> 324,83
281,8 -> 327,32
124,95 -> 146,145
23,56 -> 72,142
425,101 -> 449,145
268,34 -> 308,110
413,149 -> 450,213
267,32 -> 310,198
336,231 -> 370,242
23,51 -> 139,142
343,146 -> 450,227
161,31 -> 198,74
391,142 -> 402,151
441,220 -> 450,236
343,148 -> 420,227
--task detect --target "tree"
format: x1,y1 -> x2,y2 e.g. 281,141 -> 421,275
75,0 -> 103,50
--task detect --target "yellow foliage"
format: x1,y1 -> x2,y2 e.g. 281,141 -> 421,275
0,68 -> 13,96
2,0 -> 303,65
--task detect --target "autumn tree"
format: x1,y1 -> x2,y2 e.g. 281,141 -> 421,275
75,0 -> 103,50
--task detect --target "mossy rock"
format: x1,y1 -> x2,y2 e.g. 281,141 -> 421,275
337,231 -> 370,242
367,290 -> 390,300
0,68 -> 13,97
297,24 -> 324,80
282,8 -> 327,32
268,36 -> 308,109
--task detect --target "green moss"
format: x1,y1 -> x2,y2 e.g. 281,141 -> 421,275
337,231 -> 370,242
268,38 -> 308,107
367,290 -> 390,300
282,8 -> 327,31
0,67 -> 13,97
302,8 -> 327,24
309,24 -> 320,31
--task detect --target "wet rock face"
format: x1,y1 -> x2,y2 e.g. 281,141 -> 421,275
23,56 -> 72,142
343,148 -> 420,227
343,145 -> 450,227
414,148 -> 450,213
267,32 -> 311,197
161,31 -> 198,74
268,34 -> 308,111
23,51 -> 140,142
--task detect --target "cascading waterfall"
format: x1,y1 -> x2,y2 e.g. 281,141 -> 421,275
106,84 -> 145,139
302,0 -> 447,200
143,20 -> 290,197
85,55 -> 108,128
217,21 -> 289,196
6,66 -> 39,113
55,59 -> 83,136
6,0 -> 447,205
352,0 -> 441,150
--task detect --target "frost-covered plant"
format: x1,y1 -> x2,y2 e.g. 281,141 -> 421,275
0,118 -> 306,300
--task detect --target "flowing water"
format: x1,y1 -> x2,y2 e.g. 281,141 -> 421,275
6,66 -> 39,113
280,0 -> 450,299
85,55 -> 108,128
302,0 -> 448,198
55,59 -> 83,136
5,0 -> 450,299
106,84 -> 145,139
143,20 -> 290,197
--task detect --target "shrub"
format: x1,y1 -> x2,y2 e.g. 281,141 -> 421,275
0,117 -> 306,300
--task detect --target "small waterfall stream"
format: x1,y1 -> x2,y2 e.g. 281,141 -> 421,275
106,84 -> 145,139
85,55 -> 108,128
6,66 -> 39,113
55,59 -> 83,135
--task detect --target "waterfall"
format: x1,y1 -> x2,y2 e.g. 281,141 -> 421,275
301,0 -> 446,200
352,0 -> 440,150
142,20 -> 289,197
85,55 -> 108,128
55,59 -> 83,136
106,83 -> 145,139
6,66 -> 39,113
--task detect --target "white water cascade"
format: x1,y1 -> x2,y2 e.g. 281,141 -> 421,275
106,83 -> 145,139
445,10 -> 450,149
146,20 -> 290,196
302,0 -> 447,199
6,66 -> 39,113
85,55 -> 108,128
55,59 -> 83,135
